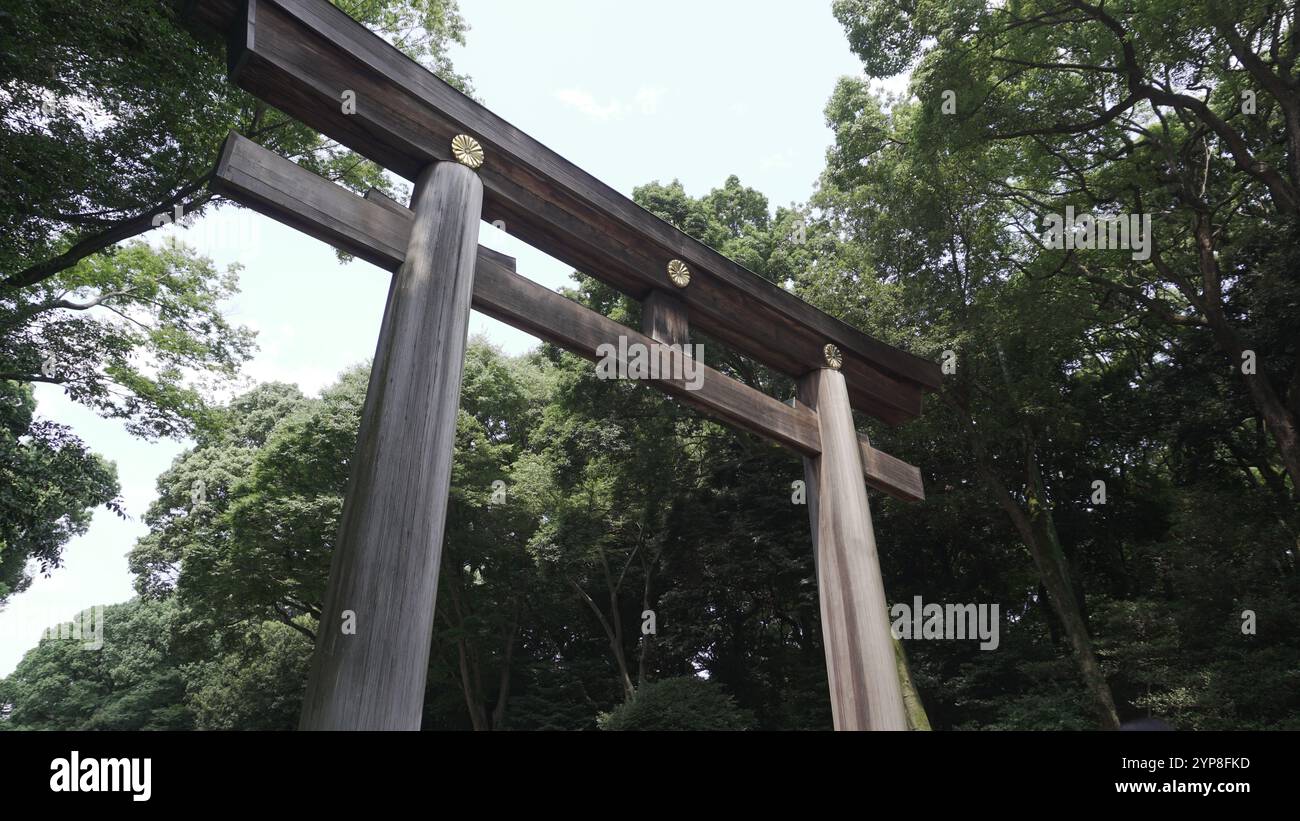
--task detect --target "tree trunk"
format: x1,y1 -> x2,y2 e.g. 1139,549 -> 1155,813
490,616 -> 519,730
893,635 -> 931,730
1024,452 -> 1121,729
1203,305 -> 1300,498
570,575 -> 636,702
956,401 -> 1121,729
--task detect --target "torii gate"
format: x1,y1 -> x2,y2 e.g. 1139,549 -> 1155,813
181,0 -> 942,730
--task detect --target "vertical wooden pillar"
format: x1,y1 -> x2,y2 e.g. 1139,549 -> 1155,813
300,160 -> 483,730
799,367 -> 908,730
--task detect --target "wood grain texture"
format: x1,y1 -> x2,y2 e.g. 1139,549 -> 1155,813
298,160 -> 483,730
363,187 -> 407,214
859,434 -> 925,502
185,0 -> 940,424
799,368 -> 909,730
641,290 -> 690,346
211,130 -> 409,269
210,131 -> 927,502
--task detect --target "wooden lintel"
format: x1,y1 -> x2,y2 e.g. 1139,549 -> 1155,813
363,187 -> 406,214
181,0 -> 940,426
858,434 -> 924,502
209,131 -> 925,502
476,258 -> 821,455
641,290 -> 690,347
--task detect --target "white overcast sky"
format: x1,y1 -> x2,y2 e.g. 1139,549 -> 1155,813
0,0 -> 908,675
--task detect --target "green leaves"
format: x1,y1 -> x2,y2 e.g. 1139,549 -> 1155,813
598,676 -> 755,730
2,0 -> 475,288
0,381 -> 119,603
0,240 -> 255,438
0,599 -> 191,730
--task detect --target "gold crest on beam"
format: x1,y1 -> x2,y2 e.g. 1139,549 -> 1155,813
451,134 -> 484,169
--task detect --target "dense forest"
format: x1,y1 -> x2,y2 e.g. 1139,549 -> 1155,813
1,0 -> 1297,730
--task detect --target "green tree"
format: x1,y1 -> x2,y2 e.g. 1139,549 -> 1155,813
183,619 -> 313,730
819,0 -> 1300,729
429,343 -> 555,730
0,381 -> 119,603
0,598 -> 193,730
832,0 -> 1300,493
2,0 -> 472,288
129,379 -> 321,636
129,341 -> 560,729
504,175 -> 842,728
598,676 -> 754,731
0,241 -> 255,438
814,73 -> 1126,727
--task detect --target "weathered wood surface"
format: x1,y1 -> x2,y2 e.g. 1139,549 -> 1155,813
641,290 -> 690,347
798,368 -> 909,730
212,131 -> 408,268
298,160 -> 483,730
859,434 -> 924,502
182,0 -> 941,425
211,131 -> 925,502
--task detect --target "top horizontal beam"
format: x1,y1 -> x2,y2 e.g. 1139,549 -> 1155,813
179,0 -> 941,425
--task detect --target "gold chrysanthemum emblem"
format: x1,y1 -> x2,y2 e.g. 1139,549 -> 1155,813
823,343 -> 843,369
667,259 -> 691,287
451,134 -> 484,169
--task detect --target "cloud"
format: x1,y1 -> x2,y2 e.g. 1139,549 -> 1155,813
554,85 -> 668,121
554,88 -> 621,120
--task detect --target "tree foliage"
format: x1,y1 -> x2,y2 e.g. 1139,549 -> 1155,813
0,381 -> 119,603
1,0 -> 472,288
598,676 -> 755,731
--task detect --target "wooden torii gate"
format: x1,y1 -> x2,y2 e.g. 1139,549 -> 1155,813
181,0 -> 942,730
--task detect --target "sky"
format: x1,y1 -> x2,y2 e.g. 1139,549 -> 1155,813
0,0 -> 905,676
